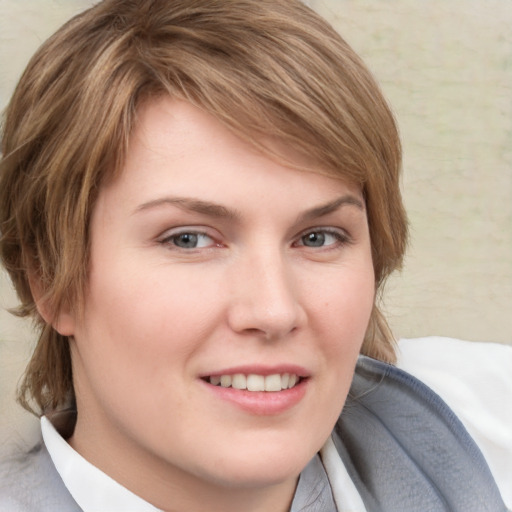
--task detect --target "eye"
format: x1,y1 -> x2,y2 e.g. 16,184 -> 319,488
161,230 -> 215,249
295,229 -> 349,248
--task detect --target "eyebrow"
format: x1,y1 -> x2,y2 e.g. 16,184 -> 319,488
134,194 -> 364,222
134,197 -> 241,220
296,194 -> 365,223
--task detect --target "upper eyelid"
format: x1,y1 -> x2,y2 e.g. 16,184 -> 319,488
295,226 -> 350,239
158,226 -> 215,239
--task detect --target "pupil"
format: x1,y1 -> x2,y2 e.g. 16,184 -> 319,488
176,233 -> 198,248
304,232 -> 325,247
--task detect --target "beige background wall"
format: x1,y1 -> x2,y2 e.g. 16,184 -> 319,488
1,1 -> 511,453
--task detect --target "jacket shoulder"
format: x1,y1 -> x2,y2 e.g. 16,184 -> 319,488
333,356 -> 508,512
0,441 -> 81,512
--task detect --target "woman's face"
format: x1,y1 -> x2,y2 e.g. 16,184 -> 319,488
64,98 -> 375,507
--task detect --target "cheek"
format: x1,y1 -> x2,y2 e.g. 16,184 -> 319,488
76,261 -> 222,381
311,265 -> 375,337
308,263 -> 375,400
72,273 -> 202,434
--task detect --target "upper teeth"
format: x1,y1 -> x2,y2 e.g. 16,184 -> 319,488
208,373 -> 299,392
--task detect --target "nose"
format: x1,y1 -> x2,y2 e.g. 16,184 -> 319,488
227,251 -> 307,340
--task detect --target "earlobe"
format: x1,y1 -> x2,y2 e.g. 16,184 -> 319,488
51,309 -> 76,337
28,274 -> 76,336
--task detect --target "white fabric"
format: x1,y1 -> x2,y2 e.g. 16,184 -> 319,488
320,436 -> 367,512
41,417 -> 162,512
397,337 -> 512,510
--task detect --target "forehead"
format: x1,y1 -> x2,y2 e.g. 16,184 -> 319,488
130,97 -> 359,185
130,97 -> 323,171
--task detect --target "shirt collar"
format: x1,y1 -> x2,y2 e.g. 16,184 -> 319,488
41,416 -> 162,512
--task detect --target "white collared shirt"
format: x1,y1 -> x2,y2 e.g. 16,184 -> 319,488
41,417 -> 162,512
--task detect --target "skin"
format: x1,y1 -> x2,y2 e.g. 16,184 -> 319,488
55,98 -> 375,512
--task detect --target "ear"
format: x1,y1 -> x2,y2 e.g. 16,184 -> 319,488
28,273 -> 76,336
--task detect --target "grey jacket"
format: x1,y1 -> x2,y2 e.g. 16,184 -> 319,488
1,356 -> 507,512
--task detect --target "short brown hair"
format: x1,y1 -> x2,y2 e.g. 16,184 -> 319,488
0,0 -> 407,414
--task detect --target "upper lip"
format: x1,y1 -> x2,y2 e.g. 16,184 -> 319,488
199,364 -> 310,378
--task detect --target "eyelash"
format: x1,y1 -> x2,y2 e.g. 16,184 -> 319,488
159,229 -> 218,250
293,228 -> 352,249
159,226 -> 352,253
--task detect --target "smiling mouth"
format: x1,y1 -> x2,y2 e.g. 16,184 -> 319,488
203,373 -> 302,392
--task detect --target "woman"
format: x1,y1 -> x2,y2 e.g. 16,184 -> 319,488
0,0 -> 508,510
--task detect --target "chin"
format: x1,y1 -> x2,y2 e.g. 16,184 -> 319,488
189,436 -> 318,489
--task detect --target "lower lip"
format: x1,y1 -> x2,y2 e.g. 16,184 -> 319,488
201,379 -> 308,415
